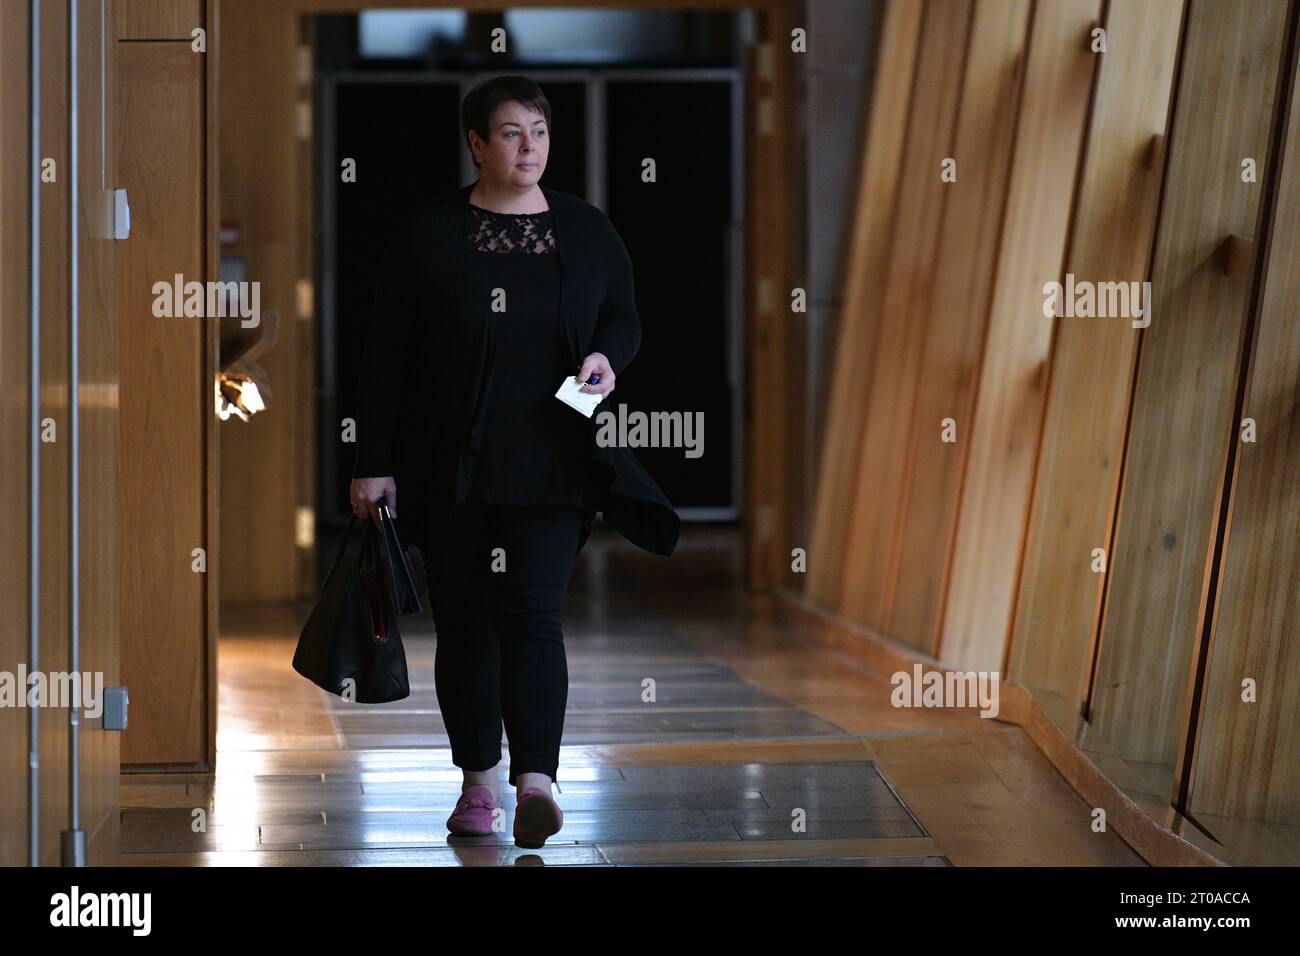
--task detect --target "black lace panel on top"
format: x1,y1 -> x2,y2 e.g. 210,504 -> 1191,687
468,203 -> 557,253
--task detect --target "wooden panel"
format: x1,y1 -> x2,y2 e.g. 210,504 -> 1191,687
806,0 -> 923,608
883,0 -> 1029,649
1190,36 -> 1300,825
75,0 -> 122,864
117,0 -> 201,40
939,0 -> 1101,669
118,41 -> 208,765
216,1 -> 306,603
838,0 -> 973,625
1007,0 -> 1183,705
35,0 -> 74,869
746,3 -> 795,590
1090,0 -> 1290,766
205,0 -> 221,773
0,0 -> 121,869
0,0 -> 32,868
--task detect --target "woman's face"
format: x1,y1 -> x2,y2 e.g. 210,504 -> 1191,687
471,100 -> 549,188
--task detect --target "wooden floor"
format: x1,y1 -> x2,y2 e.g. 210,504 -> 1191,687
114,522 -> 1144,866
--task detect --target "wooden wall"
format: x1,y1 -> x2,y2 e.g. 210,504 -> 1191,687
806,0 -> 922,610
808,0 -> 1300,829
1089,0 -> 1289,776
0,0 -> 121,867
838,0 -> 972,627
74,0 -> 123,868
885,0 -> 1028,650
1190,33 -> 1300,824
0,0 -> 30,869
1010,0 -> 1183,714
216,0 -> 307,604
116,0 -> 220,768
938,0 -> 1099,670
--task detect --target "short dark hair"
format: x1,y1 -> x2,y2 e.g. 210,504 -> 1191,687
461,76 -> 552,170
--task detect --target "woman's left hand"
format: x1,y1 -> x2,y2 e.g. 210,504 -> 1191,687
576,352 -> 615,397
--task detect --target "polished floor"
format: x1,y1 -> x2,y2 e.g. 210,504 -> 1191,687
114,522 -> 1144,866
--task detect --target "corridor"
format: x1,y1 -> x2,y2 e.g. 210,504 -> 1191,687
113,525 -> 1140,867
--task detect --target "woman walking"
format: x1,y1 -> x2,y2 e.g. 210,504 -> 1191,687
349,75 -> 679,849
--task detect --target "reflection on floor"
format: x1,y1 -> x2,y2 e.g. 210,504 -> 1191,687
115,521 -> 1144,866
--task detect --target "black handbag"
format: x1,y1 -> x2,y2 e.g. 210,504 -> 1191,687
292,507 -> 419,703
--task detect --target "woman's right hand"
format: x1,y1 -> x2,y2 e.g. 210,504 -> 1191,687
351,476 -> 396,524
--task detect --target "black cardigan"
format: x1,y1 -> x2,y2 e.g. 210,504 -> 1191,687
352,181 -> 681,558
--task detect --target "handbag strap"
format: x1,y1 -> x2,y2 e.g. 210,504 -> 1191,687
377,502 -> 421,612
377,503 -> 409,570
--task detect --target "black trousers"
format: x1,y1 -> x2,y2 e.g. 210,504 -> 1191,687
422,493 -> 588,787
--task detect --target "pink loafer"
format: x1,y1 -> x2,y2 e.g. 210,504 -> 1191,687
446,784 -> 500,836
513,787 -> 564,848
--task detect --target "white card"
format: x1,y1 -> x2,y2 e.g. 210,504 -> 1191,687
554,376 -> 604,418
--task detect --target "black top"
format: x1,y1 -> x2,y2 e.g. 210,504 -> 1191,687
351,182 -> 680,558
458,202 -> 601,509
